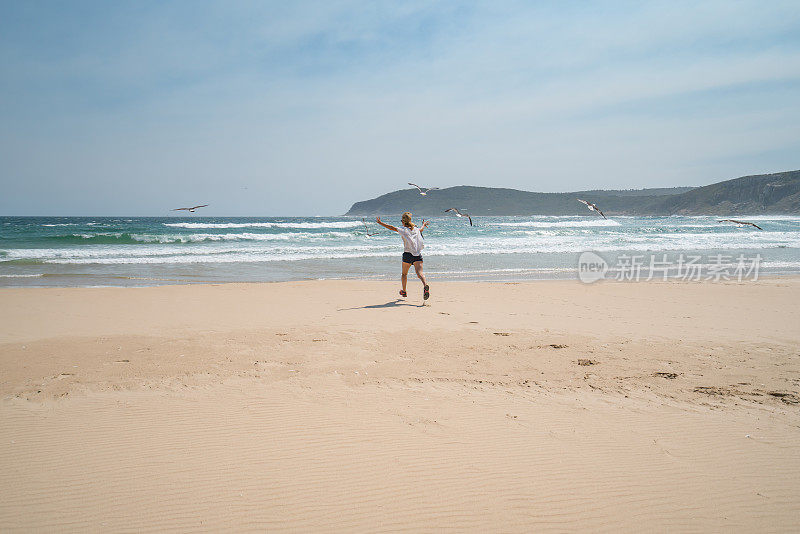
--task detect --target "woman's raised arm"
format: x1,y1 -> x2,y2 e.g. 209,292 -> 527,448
376,217 -> 398,232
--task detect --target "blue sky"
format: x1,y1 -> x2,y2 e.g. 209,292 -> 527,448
1,0 -> 799,215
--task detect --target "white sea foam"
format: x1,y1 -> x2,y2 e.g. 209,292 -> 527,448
5,227 -> 800,265
21,243 -> 360,262
40,251 -> 393,264
675,224 -> 728,228
129,232 -> 353,243
732,215 -> 800,221
761,261 -> 800,268
163,221 -> 362,229
494,219 -> 621,228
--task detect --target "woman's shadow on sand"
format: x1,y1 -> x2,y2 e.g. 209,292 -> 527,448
338,299 -> 426,310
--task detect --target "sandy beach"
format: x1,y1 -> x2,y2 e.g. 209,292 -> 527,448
1,278 -> 799,532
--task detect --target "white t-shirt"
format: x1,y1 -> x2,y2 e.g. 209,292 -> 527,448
397,225 -> 424,256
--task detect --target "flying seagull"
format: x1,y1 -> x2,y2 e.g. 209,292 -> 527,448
361,218 -> 380,236
408,182 -> 440,196
172,204 -> 208,213
718,219 -> 763,230
445,208 -> 473,226
577,199 -> 606,219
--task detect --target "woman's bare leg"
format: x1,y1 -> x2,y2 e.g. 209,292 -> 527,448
401,262 -> 412,293
413,261 -> 427,287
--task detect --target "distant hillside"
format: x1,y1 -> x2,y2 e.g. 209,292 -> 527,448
649,170 -> 800,215
345,170 -> 800,216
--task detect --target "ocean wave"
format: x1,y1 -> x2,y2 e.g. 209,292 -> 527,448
163,221 -> 362,229
0,258 -> 47,265
0,273 -> 44,277
761,261 -> 800,268
9,241 -> 798,265
731,215 -> 800,221
0,241 -> 396,261
42,222 -> 114,227
4,228 -> 799,263
674,223 -> 730,228
22,231 -> 359,245
130,232 -> 354,243
3,215 -> 800,270
37,251 -> 393,265
41,233 -> 137,245
494,219 -> 621,228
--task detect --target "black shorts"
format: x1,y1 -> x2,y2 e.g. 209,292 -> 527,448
402,252 -> 423,264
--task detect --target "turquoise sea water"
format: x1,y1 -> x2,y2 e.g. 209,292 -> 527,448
1,215 -> 799,286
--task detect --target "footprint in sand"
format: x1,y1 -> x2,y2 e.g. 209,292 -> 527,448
654,372 -> 678,379
768,392 -> 800,405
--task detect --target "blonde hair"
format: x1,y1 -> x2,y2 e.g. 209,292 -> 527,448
401,212 -> 415,229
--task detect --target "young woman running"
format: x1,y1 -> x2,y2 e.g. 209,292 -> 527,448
376,212 -> 430,300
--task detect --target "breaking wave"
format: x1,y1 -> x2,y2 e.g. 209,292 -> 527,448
163,221 -> 362,229
494,219 -> 621,228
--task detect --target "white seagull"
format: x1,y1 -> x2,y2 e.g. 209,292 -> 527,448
718,219 -> 763,230
445,208 -> 473,226
408,182 -> 440,196
577,199 -> 606,219
361,218 -> 380,236
172,204 -> 209,213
